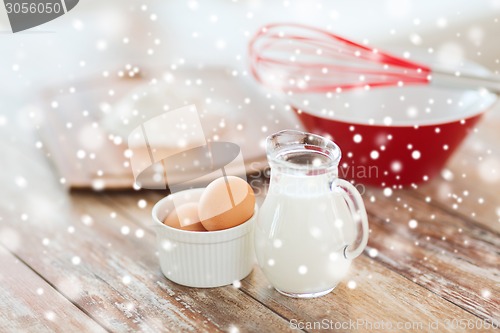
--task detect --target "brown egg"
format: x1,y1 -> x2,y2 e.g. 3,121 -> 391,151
164,202 -> 207,232
198,176 -> 255,231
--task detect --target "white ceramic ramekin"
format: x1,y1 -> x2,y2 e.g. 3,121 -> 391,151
152,188 -> 256,288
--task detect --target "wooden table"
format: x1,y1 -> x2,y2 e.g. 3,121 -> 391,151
1,108 -> 499,333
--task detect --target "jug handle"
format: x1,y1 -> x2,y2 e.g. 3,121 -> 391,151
333,179 -> 369,260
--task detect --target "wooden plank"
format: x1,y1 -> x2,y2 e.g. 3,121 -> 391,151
106,191 -> 493,333
242,256 -> 495,333
0,191 -> 295,333
363,186 -> 500,323
411,111 -> 500,233
0,245 -> 106,333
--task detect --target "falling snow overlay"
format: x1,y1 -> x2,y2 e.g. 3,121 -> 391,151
0,0 -> 499,331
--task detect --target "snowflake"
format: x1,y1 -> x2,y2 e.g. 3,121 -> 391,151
370,150 -> 379,160
368,248 -> 379,258
44,311 -> 56,321
121,226 -> 130,235
273,239 -> 282,248
71,256 -> 81,265
228,325 -> 240,333
135,229 -> 145,238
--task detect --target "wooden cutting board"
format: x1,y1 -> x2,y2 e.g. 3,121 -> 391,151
38,68 -> 294,190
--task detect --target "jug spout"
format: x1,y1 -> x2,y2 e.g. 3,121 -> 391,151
266,130 -> 341,174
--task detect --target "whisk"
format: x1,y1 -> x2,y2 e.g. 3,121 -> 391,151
249,23 -> 500,94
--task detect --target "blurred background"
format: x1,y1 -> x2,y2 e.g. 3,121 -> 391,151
1,0 -> 499,196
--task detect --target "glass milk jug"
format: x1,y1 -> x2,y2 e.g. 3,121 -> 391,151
255,130 -> 369,298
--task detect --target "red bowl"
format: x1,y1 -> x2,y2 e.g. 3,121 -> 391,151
290,85 -> 497,187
